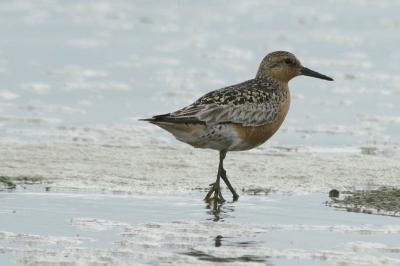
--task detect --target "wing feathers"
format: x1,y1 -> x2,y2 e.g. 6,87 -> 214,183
163,102 -> 279,127
146,78 -> 286,127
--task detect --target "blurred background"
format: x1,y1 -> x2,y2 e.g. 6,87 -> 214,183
0,0 -> 399,156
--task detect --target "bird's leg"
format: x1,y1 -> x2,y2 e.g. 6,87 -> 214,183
220,168 -> 239,201
204,150 -> 227,203
204,170 -> 225,203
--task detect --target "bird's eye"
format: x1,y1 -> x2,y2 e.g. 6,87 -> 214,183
284,58 -> 292,65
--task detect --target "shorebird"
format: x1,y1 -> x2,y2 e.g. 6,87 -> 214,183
140,51 -> 333,202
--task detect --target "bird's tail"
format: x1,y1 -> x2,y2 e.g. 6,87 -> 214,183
138,113 -> 171,122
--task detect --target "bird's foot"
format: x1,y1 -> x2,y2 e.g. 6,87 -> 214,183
232,194 -> 239,201
220,169 -> 239,201
204,182 -> 225,203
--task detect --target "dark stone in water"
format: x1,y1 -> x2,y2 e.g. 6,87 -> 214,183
329,189 -> 340,198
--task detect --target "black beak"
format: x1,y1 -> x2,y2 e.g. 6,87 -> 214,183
301,67 -> 333,81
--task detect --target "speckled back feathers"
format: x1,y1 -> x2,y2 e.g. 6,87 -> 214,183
146,55 -> 295,127
162,76 -> 287,127
194,77 -> 286,106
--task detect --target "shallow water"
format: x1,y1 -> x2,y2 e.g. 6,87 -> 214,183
1,185 -> 400,266
0,0 -> 399,156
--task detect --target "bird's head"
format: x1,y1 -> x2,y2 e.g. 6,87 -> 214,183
256,51 -> 333,83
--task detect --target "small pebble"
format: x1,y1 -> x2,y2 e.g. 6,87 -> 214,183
329,189 -> 340,198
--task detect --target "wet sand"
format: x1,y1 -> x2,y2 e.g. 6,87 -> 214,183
1,142 -> 399,195
1,142 -> 400,265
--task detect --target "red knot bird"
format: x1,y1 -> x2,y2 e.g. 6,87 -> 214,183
140,51 -> 333,202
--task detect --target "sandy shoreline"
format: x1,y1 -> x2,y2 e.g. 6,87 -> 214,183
1,142 -> 399,195
1,142 -> 400,266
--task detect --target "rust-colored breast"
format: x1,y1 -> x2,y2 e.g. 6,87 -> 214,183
229,90 -> 291,150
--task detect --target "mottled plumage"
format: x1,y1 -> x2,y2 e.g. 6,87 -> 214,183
141,51 -> 333,203
157,77 -> 286,127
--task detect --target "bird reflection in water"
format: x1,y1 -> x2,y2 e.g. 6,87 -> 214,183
180,201 -> 270,263
205,199 -> 235,222
183,234 -> 269,263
